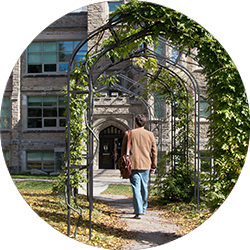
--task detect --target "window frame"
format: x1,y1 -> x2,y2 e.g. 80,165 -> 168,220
26,151 -> 55,172
27,96 -> 66,130
200,151 -> 212,173
154,92 -> 165,119
26,40 -> 87,75
26,150 -> 64,172
200,97 -> 210,118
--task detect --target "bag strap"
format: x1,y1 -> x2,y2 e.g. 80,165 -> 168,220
126,130 -> 132,156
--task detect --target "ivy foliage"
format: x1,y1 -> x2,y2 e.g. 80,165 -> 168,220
53,61 -> 120,195
107,0 -> 250,209
53,66 -> 89,194
145,69 -> 195,203
54,1 -> 249,211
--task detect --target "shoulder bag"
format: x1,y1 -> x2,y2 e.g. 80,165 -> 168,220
118,130 -> 132,179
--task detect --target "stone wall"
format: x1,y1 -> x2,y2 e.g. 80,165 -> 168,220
1,2 -> 211,174
1,60 -> 22,173
7,11 -> 88,173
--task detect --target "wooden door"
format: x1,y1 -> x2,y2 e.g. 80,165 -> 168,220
99,138 -> 114,169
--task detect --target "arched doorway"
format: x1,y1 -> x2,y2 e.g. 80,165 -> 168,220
99,126 -> 124,169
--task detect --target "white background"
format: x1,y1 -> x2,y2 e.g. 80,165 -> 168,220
0,1 -> 249,249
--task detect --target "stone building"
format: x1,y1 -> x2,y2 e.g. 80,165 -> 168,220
0,1 -> 210,175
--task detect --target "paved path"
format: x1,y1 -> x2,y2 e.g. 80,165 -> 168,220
14,176 -> 181,248
13,178 -> 56,182
85,175 -> 182,250
79,177 -> 131,196
95,194 -> 181,249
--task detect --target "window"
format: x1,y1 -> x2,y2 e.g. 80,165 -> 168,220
200,97 -> 209,118
27,41 -> 87,74
100,126 -> 124,135
171,48 -> 179,62
27,96 -> 66,129
0,97 -> 10,129
54,149 -> 64,172
27,151 -> 54,171
200,151 -> 212,172
26,150 -> 64,172
154,39 -> 165,65
154,94 -> 165,118
109,2 -> 122,13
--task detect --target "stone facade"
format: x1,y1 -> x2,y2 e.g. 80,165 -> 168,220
1,1 -> 209,174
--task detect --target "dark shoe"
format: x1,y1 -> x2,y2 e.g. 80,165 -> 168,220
133,214 -> 141,219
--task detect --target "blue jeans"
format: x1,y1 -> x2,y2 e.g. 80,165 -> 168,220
130,169 -> 150,214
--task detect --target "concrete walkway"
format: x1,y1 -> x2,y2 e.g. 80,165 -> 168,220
79,177 -> 131,196
86,181 -> 181,249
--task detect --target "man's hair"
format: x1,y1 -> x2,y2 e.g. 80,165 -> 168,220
135,114 -> 147,127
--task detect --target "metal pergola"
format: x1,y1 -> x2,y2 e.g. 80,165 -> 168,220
65,16 -> 205,240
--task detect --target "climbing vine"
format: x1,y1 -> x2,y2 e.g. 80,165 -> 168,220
54,0 -> 250,211
53,61 -> 120,195
53,65 -> 89,194
107,0 -> 250,209
139,60 -> 195,202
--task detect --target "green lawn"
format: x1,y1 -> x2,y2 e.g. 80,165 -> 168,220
14,180 -> 54,191
13,179 -> 133,249
101,184 -> 132,196
11,174 -> 58,180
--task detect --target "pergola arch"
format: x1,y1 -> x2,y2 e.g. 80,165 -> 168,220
65,16 -> 204,239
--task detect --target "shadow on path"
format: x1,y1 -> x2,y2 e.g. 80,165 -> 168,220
95,194 -> 182,250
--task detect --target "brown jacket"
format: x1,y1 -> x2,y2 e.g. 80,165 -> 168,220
121,127 -> 157,170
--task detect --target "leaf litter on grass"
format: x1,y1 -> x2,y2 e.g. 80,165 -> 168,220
15,181 -> 135,249
15,181 -> 212,249
102,184 -> 212,237
148,200 -> 213,236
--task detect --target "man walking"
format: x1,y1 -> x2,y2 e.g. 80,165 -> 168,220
121,114 -> 157,219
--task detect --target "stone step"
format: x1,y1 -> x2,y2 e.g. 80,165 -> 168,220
93,169 -> 121,178
93,169 -> 157,181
